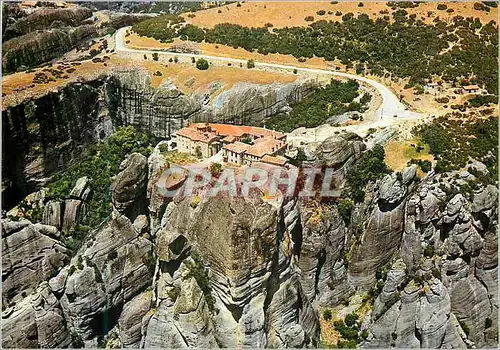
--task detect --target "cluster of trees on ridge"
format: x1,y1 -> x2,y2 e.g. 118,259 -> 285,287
132,10 -> 498,94
265,79 -> 370,132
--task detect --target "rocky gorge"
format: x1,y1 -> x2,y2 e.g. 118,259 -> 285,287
2,119 -> 497,347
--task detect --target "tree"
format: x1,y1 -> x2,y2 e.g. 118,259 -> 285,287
196,58 -> 209,70
247,59 -> 255,69
152,52 -> 159,61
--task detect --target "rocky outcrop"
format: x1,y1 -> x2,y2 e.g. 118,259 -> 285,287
111,153 -> 148,220
3,81 -> 112,208
117,290 -> 152,347
4,7 -> 93,40
212,80 -> 316,125
2,282 -> 72,348
349,167 -> 418,290
366,163 -> 498,348
3,24 -> 97,72
144,190 -> 321,347
2,219 -> 70,306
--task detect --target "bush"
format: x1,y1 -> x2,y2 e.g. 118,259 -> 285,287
304,16 -> 314,21
437,4 -> 447,10
323,309 -> 333,321
247,59 -> 255,69
317,10 -> 326,15
196,58 -> 209,70
435,97 -> 449,104
267,79 -> 368,132
47,126 -> 153,253
345,313 -> 358,327
76,255 -> 84,270
358,2 -> 364,7
458,319 -> 470,336
152,52 -> 159,61
338,199 -> 354,224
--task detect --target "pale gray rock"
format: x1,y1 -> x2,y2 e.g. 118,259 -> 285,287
62,199 -> 81,233
2,282 -> 72,348
118,290 -> 153,348
2,219 -> 70,305
143,277 -> 217,348
42,200 -> 62,229
472,184 -> 498,214
69,176 -> 89,199
111,152 -> 148,220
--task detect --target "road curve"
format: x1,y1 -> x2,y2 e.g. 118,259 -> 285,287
114,26 -> 422,120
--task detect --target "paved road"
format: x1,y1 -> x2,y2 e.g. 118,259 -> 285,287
115,26 -> 422,120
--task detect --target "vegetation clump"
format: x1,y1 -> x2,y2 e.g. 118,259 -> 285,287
196,58 -> 209,70
46,127 -> 153,253
266,79 -> 368,132
415,115 -> 498,176
184,252 -> 215,312
346,145 -> 390,202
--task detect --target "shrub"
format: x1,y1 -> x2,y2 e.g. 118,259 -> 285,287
247,59 -> 255,69
345,313 -> 358,327
458,319 -> 470,336
338,199 -> 354,224
474,2 -> 486,11
305,16 -> 314,21
76,256 -> 84,270
437,4 -> 447,10
152,52 -> 159,61
196,58 -> 209,70
173,56 -> 179,63
293,68 -> 298,74
485,317 -> 493,328
435,97 -> 449,103
358,2 -> 364,7
317,10 -> 326,15
323,309 -> 332,321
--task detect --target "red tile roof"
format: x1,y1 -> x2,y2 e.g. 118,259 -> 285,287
261,155 -> 288,166
246,138 -> 286,158
223,142 -> 250,154
176,128 -> 218,143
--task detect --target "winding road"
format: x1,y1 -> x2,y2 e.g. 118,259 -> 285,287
114,26 -> 422,121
